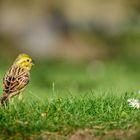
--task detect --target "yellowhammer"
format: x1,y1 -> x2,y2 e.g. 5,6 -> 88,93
0,53 -> 34,105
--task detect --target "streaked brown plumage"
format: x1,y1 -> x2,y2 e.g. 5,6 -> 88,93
0,54 -> 33,105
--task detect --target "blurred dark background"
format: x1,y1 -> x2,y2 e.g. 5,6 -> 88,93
0,0 -> 140,98
0,0 -> 140,61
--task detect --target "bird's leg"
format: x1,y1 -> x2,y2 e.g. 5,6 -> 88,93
18,93 -> 22,100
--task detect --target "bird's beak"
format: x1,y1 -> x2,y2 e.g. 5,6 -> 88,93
31,60 -> 35,66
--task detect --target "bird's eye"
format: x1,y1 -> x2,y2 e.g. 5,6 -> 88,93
27,59 -> 30,62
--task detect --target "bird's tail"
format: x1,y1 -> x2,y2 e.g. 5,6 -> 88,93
0,93 -> 9,106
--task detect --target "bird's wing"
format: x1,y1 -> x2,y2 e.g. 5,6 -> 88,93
3,66 -> 30,95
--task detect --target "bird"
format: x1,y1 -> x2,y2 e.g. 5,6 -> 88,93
0,53 -> 34,105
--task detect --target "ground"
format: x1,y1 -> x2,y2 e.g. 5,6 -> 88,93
0,59 -> 140,140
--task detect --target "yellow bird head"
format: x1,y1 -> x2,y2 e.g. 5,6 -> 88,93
14,53 -> 34,70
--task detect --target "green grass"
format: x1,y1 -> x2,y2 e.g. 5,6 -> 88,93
0,60 -> 140,139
